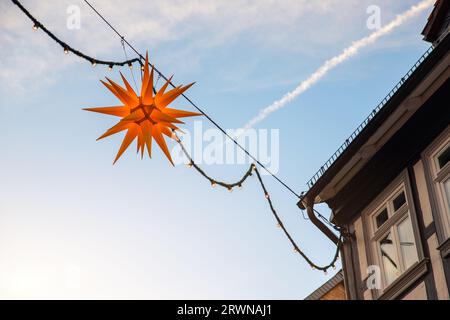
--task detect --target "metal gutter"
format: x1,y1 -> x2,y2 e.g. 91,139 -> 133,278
299,194 -> 339,244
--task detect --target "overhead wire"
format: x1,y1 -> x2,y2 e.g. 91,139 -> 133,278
10,0 -> 343,273
81,0 -> 301,199
174,132 -> 342,272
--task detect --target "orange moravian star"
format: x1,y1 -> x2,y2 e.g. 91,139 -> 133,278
84,52 -> 201,165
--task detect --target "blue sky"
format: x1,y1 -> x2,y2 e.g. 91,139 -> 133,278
0,0 -> 434,299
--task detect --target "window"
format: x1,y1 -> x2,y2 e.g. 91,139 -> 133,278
393,192 -> 406,211
437,146 -> 450,169
376,208 -> 388,228
426,129 -> 450,238
366,175 -> 421,291
437,145 -> 450,215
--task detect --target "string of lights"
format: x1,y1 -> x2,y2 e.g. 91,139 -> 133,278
174,132 -> 342,273
253,168 -> 342,272
175,133 -> 255,190
11,0 -> 300,199
11,0 -> 343,273
11,0 -> 140,70
80,0 -> 301,199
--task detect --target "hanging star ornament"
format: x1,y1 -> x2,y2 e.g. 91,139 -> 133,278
84,52 -> 201,165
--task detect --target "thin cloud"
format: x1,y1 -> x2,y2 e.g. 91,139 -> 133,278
240,0 -> 434,132
0,0 -> 425,94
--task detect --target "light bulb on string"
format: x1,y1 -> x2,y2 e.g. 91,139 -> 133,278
91,61 -> 97,67
108,64 -> 113,71
128,62 -> 133,69
32,23 -> 38,31
228,186 -> 233,193
211,181 -> 217,188
187,162 -> 193,168
64,47 -> 69,54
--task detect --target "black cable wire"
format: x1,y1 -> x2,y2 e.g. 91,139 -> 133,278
10,0 -> 139,68
120,38 -> 139,92
175,132 -> 341,272
81,0 -> 301,199
253,165 -> 342,271
313,208 -> 342,232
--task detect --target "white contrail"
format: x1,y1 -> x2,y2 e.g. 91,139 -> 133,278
241,0 -> 434,131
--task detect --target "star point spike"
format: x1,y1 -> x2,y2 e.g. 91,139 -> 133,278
83,106 -> 129,117
120,72 -> 137,96
113,125 -> 139,164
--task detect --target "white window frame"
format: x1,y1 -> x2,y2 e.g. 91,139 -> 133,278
424,127 -> 450,239
363,171 -> 423,295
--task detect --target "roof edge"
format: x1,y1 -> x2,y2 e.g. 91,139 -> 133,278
299,32 -> 450,207
304,270 -> 344,300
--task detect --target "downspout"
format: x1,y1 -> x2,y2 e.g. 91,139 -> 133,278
298,194 -> 339,244
298,195 -> 358,299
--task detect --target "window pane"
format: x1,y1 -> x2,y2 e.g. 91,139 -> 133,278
444,178 -> 450,212
393,192 -> 406,212
379,231 -> 399,286
438,146 -> 450,169
376,208 -> 389,228
397,216 -> 418,270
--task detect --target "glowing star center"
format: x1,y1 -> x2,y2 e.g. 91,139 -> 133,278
132,98 -> 159,125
